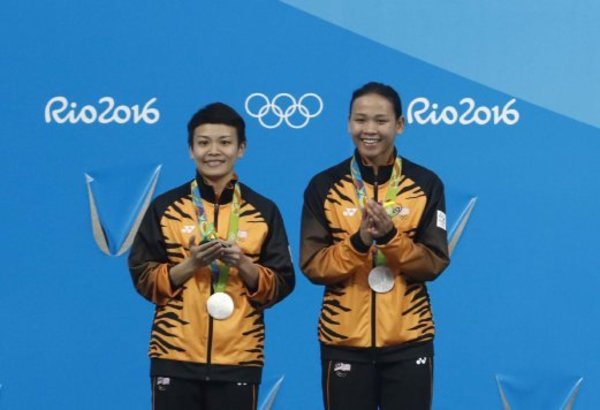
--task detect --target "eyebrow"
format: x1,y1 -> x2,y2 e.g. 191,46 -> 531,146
352,113 -> 391,118
195,135 -> 234,139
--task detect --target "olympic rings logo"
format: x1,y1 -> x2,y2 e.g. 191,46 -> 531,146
244,93 -> 323,129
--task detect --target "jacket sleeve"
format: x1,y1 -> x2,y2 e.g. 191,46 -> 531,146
128,202 -> 181,305
300,178 -> 370,286
246,204 -> 295,308
377,175 -> 450,281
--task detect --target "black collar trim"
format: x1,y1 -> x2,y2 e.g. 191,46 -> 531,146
194,171 -> 238,204
353,149 -> 397,185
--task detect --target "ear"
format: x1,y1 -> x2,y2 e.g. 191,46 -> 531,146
395,116 -> 405,135
189,145 -> 194,159
237,142 -> 246,159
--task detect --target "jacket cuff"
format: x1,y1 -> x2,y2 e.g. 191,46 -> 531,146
350,231 -> 371,253
375,226 -> 398,245
153,264 -> 178,304
246,265 -> 272,304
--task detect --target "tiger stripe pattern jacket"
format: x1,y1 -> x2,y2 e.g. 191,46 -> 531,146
129,175 -> 295,383
300,151 -> 450,362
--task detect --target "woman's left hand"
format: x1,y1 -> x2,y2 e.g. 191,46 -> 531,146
220,242 -> 259,290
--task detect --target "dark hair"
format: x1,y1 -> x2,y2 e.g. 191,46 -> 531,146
349,82 -> 403,118
187,102 -> 246,147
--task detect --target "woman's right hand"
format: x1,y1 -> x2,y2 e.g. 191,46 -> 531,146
169,236 -> 224,287
188,236 -> 224,268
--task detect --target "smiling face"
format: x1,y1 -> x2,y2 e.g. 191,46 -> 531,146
348,93 -> 404,166
189,123 -> 245,184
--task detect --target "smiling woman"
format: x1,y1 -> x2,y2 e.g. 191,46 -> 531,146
189,123 -> 246,195
128,102 -> 295,410
300,81 -> 450,410
348,92 -> 404,169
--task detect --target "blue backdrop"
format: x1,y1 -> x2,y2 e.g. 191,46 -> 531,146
1,1 -> 599,409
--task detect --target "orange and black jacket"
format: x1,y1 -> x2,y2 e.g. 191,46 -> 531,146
129,174 -> 295,383
300,151 -> 450,362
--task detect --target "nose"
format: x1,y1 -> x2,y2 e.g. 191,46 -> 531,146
364,120 -> 377,134
207,142 -> 220,155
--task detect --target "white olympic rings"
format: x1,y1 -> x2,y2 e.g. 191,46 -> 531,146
244,92 -> 323,129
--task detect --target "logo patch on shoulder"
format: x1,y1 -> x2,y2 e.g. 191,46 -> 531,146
436,210 -> 447,230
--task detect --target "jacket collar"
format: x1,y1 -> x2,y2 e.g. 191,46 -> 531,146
353,148 -> 397,185
194,171 -> 238,204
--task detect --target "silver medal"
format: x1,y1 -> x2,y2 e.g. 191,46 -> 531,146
368,266 -> 395,293
206,292 -> 235,320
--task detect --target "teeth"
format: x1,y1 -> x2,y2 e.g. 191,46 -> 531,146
206,161 -> 223,167
361,138 -> 379,145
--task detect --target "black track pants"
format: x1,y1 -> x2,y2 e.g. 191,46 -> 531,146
322,357 -> 433,410
151,376 -> 258,410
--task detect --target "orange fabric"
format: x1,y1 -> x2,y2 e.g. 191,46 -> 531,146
300,157 -> 449,349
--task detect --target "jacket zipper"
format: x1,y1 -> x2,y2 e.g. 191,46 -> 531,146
371,168 -> 379,350
205,198 -> 220,380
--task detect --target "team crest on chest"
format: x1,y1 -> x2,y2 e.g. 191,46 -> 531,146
386,203 -> 410,219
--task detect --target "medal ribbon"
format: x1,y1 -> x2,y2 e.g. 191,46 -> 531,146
350,156 -> 402,266
191,180 -> 241,293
